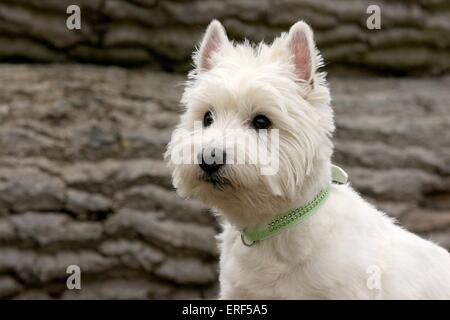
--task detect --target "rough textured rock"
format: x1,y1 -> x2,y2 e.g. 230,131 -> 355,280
0,64 -> 449,299
0,1 -> 449,75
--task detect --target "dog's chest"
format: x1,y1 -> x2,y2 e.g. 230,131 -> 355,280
218,229 -> 325,299
220,256 -> 307,299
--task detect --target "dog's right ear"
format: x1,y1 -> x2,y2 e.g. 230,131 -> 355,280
195,20 -> 228,72
287,21 -> 317,84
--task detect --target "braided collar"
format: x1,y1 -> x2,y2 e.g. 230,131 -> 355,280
240,165 -> 348,246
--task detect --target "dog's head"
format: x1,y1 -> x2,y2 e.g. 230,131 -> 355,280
166,20 -> 334,223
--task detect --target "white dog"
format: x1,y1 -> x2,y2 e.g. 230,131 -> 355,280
166,20 -> 450,299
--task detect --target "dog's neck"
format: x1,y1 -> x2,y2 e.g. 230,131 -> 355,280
216,158 -> 332,229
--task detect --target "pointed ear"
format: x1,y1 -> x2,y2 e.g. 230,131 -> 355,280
287,21 -> 316,83
195,20 -> 228,72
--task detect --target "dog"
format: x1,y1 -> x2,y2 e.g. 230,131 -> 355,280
165,20 -> 450,299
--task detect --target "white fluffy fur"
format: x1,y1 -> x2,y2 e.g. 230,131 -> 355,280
166,20 -> 450,299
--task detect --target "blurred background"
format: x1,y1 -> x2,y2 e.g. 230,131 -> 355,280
0,0 -> 449,299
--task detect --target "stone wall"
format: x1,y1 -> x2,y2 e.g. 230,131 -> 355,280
0,0 -> 449,74
0,64 -> 449,299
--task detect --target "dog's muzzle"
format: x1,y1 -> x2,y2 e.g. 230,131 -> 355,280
197,147 -> 226,175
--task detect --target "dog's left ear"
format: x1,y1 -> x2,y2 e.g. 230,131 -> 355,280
195,20 -> 229,72
287,21 -> 317,84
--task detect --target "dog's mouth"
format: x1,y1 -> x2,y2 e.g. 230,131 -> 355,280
199,172 -> 231,190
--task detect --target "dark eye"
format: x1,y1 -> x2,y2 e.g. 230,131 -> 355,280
203,111 -> 213,127
252,115 -> 271,129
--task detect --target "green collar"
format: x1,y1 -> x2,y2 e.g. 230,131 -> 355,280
240,165 -> 348,246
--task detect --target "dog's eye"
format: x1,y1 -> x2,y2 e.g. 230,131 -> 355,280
252,115 -> 271,129
203,111 -> 213,127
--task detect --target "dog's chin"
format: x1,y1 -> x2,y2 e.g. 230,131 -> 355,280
199,172 -> 231,191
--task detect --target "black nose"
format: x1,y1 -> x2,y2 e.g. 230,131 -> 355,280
198,148 -> 226,174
